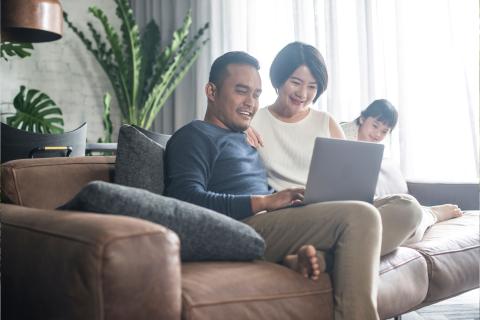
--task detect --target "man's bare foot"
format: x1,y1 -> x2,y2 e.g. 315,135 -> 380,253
431,204 -> 463,222
283,245 -> 326,280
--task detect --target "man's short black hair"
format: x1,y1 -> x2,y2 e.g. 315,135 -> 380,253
270,42 -> 328,103
209,51 -> 260,89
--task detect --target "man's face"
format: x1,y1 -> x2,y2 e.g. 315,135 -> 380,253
206,64 -> 262,132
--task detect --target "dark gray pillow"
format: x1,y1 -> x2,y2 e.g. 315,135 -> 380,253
59,181 -> 265,262
115,124 -> 170,195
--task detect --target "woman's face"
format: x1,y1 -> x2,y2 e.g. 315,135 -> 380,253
277,65 -> 317,113
358,117 -> 391,142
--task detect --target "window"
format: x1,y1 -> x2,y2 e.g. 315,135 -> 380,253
213,0 -> 479,182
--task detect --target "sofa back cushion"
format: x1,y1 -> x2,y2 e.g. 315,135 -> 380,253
375,158 -> 409,198
115,125 -> 170,195
1,156 -> 115,209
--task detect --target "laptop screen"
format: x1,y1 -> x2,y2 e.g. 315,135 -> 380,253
303,137 -> 384,204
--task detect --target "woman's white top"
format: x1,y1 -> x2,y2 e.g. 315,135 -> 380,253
340,121 -> 359,140
251,107 -> 331,191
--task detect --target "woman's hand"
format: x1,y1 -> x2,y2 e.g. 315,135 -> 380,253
245,127 -> 264,148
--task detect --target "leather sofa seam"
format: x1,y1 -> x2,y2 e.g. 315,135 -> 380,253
413,245 -> 479,256
183,288 -> 332,308
11,167 -> 23,205
8,162 -> 114,172
99,232 -> 179,320
379,255 -> 424,275
4,158 -> 115,170
102,230 -> 180,248
2,221 -> 170,247
96,242 -> 105,320
5,161 -> 115,205
414,247 -> 479,288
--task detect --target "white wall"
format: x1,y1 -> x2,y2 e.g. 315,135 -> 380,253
0,0 -> 121,142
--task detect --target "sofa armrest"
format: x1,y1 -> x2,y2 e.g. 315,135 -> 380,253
1,204 -> 181,320
407,181 -> 479,210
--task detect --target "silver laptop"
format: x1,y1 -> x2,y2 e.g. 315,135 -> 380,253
303,137 -> 384,204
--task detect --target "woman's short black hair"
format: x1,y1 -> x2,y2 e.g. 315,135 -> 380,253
209,51 -> 260,89
356,99 -> 398,130
269,42 -> 328,103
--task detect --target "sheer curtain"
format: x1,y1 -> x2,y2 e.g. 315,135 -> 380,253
130,0 -> 479,182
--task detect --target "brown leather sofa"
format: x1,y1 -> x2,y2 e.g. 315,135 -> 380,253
1,156 -> 478,320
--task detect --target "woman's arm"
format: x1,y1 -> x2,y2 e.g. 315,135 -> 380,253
328,115 -> 346,139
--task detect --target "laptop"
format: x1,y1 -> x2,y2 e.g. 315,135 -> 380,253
303,137 -> 384,204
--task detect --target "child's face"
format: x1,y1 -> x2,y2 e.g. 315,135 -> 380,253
358,117 -> 391,143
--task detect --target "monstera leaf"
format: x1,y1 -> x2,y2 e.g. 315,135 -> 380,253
7,86 -> 64,133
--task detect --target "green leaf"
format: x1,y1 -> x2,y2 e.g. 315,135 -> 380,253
139,21 -> 161,108
88,6 -> 132,114
115,0 -> 142,118
64,11 -> 128,119
152,11 -> 193,86
98,92 -> 113,143
141,21 -> 210,128
0,42 -> 34,61
64,3 -> 209,129
7,86 -> 64,133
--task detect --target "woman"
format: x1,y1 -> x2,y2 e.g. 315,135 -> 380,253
342,100 -> 463,229
249,42 -> 423,255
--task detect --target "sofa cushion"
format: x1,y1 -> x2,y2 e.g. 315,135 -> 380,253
1,156 -> 115,209
181,261 -> 333,320
59,181 -> 265,262
115,125 -> 170,195
375,158 -> 408,198
377,247 -> 428,319
2,203 -> 181,320
405,211 -> 479,304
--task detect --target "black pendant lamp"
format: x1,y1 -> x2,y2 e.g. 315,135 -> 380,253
1,0 -> 63,43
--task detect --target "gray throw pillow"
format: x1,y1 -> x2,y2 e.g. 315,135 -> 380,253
58,181 -> 265,262
115,124 -> 170,195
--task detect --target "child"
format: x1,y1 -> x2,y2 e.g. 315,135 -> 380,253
341,99 -> 397,143
341,99 -> 462,235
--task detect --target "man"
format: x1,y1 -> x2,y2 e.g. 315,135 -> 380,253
164,51 -> 382,320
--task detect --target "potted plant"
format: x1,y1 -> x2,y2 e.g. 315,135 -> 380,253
63,0 -> 209,131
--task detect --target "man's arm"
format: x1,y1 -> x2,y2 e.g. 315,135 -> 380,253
164,128 -> 253,220
165,126 -> 306,219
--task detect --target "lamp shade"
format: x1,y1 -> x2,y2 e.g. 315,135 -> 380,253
1,0 -> 63,43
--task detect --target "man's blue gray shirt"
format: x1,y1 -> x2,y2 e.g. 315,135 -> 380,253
164,120 -> 273,220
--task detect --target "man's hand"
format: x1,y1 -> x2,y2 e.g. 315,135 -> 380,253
251,188 -> 305,214
245,127 -> 264,148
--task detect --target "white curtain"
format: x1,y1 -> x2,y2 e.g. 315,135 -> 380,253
130,0 -> 479,183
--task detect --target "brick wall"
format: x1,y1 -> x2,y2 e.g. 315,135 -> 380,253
0,0 -> 122,142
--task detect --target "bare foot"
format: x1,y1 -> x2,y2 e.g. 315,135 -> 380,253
431,204 -> 463,222
283,245 -> 326,280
